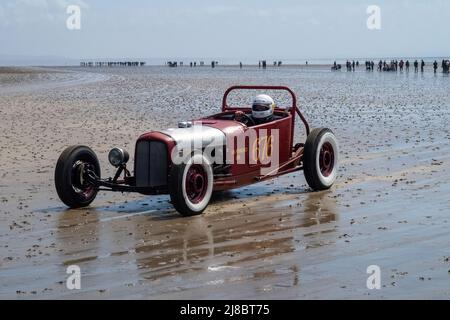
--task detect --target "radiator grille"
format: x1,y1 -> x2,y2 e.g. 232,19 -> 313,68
135,140 -> 168,188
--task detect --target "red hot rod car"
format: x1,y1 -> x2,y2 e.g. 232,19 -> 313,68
55,86 -> 338,216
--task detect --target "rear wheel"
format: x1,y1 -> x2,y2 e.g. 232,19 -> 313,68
169,153 -> 213,216
55,145 -> 100,208
303,128 -> 338,190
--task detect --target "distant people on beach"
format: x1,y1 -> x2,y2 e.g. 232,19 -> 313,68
331,58 -> 450,74
331,61 -> 341,71
177,57 -> 450,74
443,60 -> 450,73
257,60 -> 269,69
380,60 -> 397,71
81,61 -> 146,67
255,60 -> 267,68
364,60 -> 375,71
342,58 -> 447,73
346,60 -> 351,71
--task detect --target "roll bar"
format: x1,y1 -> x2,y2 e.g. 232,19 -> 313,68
221,85 -> 310,137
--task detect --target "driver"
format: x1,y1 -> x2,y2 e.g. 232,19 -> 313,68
234,94 -> 275,126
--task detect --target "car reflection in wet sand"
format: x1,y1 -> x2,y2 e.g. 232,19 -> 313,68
54,187 -> 338,298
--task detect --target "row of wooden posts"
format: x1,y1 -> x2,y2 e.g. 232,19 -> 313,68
166,60 -> 283,68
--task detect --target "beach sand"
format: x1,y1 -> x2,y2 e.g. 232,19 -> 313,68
0,65 -> 449,299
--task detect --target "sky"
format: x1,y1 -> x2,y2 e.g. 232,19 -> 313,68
1,0 -> 450,63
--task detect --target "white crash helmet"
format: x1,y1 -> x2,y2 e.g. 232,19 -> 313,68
251,94 -> 275,120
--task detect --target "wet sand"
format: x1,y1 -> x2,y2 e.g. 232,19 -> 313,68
0,65 -> 449,299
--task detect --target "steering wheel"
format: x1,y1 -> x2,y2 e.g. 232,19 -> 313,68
232,111 -> 256,127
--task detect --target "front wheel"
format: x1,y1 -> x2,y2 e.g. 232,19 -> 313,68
303,128 -> 338,191
169,153 -> 213,216
55,145 -> 101,208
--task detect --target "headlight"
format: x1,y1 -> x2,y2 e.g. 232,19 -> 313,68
108,148 -> 129,167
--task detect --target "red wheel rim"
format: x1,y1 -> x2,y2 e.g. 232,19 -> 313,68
319,142 -> 335,177
185,164 -> 208,204
72,161 -> 96,200
81,185 -> 95,199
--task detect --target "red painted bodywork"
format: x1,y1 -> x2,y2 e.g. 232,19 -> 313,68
136,131 -> 177,157
134,85 -> 309,194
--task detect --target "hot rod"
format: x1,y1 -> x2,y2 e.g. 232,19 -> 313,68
55,86 -> 338,216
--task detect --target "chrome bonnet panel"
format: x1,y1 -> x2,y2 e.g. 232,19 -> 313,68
162,126 -> 226,149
